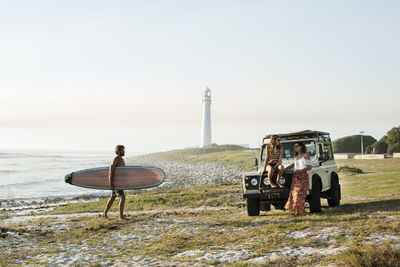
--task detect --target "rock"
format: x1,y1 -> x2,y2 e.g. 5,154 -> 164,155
127,155 -> 243,189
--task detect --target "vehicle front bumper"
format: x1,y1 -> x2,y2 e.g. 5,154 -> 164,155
243,188 -> 290,201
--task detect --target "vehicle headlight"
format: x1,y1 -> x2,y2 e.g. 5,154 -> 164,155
280,177 -> 286,185
263,178 -> 270,185
251,178 -> 258,186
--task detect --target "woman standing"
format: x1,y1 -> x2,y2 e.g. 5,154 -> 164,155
285,142 -> 312,216
261,135 -> 285,188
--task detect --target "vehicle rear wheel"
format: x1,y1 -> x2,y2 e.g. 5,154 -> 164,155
309,178 -> 321,213
328,175 -> 341,207
247,198 -> 260,216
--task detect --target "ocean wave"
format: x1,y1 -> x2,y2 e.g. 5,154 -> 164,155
0,178 -> 61,188
0,152 -> 109,159
0,169 -> 20,174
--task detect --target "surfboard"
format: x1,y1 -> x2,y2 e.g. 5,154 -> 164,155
65,166 -> 165,190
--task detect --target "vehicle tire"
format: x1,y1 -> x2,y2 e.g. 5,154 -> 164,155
273,203 -> 286,210
328,175 -> 341,207
247,198 -> 260,216
260,202 -> 271,212
309,178 -> 322,213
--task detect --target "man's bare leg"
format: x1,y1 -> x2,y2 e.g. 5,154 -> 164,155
119,195 -> 126,220
102,194 -> 116,219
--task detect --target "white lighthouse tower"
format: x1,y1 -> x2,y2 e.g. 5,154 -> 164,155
200,87 -> 212,148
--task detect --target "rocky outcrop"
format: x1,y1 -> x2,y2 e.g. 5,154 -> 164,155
127,155 -> 243,188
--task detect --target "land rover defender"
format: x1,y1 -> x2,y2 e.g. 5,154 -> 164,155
242,130 -> 341,216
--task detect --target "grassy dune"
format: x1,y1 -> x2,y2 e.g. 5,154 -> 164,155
2,148 -> 400,266
149,145 -> 259,171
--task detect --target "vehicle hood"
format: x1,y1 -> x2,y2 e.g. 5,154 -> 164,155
244,171 -> 260,176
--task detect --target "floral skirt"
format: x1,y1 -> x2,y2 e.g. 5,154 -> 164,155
285,172 -> 309,214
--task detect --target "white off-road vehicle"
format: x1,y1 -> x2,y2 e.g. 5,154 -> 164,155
242,130 -> 341,216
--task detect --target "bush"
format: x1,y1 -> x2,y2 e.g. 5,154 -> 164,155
387,126 -> 400,154
338,166 -> 363,175
336,242 -> 400,267
333,135 -> 376,153
367,136 -> 389,154
365,126 -> 400,154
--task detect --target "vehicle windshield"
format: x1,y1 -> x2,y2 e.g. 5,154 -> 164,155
261,140 -> 316,161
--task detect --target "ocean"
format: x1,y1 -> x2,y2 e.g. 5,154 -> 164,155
0,150 -> 122,203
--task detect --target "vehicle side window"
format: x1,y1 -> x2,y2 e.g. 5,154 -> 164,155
324,144 -> 334,160
260,144 -> 266,162
318,144 -> 324,159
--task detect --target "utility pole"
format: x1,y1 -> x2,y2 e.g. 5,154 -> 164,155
360,131 -> 364,155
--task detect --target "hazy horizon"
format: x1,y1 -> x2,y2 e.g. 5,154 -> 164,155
1,1 -> 399,152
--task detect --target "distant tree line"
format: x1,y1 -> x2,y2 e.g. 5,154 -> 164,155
365,125 -> 400,154
332,125 -> 400,154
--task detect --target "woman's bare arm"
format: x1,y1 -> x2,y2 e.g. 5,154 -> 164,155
277,147 -> 284,166
262,146 -> 270,173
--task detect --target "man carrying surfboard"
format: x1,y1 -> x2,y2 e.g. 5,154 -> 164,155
102,145 -> 127,220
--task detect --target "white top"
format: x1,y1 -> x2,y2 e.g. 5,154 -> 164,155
294,155 -> 312,171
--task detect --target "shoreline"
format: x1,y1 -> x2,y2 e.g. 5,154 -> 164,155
1,154 -> 243,209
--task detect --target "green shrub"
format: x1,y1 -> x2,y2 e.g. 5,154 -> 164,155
366,136 -> 389,154
338,166 -> 363,175
387,126 -> 400,154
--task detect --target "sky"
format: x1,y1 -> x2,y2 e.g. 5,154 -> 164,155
1,1 -> 399,154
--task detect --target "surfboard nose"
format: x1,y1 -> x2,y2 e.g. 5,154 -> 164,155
65,173 -> 73,184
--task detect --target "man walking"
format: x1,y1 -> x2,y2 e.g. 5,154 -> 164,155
102,145 -> 127,220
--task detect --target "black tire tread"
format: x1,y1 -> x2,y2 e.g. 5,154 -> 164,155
309,178 -> 322,213
247,198 -> 260,216
328,175 -> 341,207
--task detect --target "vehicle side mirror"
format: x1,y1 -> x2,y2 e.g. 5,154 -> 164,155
318,152 -> 329,162
253,158 -> 258,167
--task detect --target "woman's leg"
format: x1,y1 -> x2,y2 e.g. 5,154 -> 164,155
267,165 -> 276,187
284,177 -> 296,211
276,165 -> 285,187
294,173 -> 308,215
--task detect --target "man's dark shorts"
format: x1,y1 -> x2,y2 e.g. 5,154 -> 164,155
112,190 -> 124,197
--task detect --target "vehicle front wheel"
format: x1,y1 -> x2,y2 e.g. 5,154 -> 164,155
309,178 -> 322,213
247,198 -> 260,216
328,175 -> 341,207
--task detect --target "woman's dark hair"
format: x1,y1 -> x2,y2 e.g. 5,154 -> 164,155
294,142 -> 307,156
269,134 -> 281,151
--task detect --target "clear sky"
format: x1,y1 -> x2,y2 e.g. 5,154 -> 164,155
1,1 -> 399,153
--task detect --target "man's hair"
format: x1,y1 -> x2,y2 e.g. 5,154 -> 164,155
115,145 -> 125,154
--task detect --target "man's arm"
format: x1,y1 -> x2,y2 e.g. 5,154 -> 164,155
108,157 -> 118,190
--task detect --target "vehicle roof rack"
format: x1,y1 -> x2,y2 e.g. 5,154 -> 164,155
262,130 -> 331,143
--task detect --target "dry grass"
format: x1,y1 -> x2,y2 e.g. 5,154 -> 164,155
336,241 -> 400,267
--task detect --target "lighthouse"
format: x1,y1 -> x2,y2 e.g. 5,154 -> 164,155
200,87 -> 212,147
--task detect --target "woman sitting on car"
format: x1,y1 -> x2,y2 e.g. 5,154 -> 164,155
261,134 -> 285,188
284,142 -> 312,216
